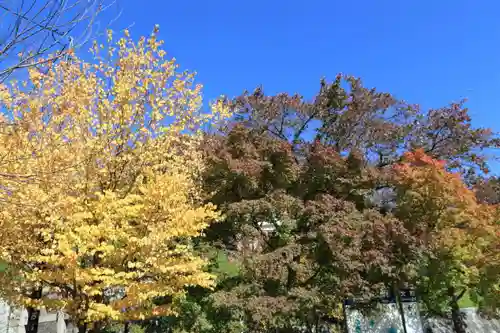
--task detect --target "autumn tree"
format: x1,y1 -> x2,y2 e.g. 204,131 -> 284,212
196,125 -> 426,333
390,149 -> 497,333
195,77 -> 500,332
228,76 -> 499,179
0,27 -> 229,331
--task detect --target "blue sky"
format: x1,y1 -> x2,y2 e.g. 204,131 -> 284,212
95,0 -> 500,167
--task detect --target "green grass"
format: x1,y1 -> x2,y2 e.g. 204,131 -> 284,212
458,291 -> 477,308
0,261 -> 7,272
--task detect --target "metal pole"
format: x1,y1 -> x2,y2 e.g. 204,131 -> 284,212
394,287 -> 408,333
25,288 -> 42,333
342,301 -> 349,333
6,303 -> 11,333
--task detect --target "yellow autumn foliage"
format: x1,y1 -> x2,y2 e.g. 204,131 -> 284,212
0,27 -> 229,324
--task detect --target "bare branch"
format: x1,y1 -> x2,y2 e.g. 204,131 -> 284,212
0,0 -> 119,82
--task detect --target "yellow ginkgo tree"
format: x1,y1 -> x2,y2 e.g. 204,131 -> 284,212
0,26 -> 229,329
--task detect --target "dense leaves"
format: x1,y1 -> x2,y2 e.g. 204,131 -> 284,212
0,28 -> 229,327
0,26 -> 499,333
390,150 -> 497,332
194,78 -> 500,332
228,76 -> 499,177
199,129 -> 423,332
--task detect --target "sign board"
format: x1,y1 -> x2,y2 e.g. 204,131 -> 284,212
399,289 -> 417,303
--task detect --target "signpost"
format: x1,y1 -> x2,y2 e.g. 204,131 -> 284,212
25,288 -> 42,333
398,289 -> 424,333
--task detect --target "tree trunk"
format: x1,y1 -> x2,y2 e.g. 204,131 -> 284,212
89,320 -> 105,333
78,322 -> 87,333
448,287 -> 467,333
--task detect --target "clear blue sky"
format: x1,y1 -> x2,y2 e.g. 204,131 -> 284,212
96,0 -> 500,169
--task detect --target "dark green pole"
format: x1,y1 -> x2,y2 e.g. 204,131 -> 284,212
25,287 -> 42,333
394,286 -> 409,333
342,301 -> 349,333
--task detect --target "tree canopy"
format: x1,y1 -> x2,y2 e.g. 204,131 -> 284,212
0,27 -> 229,328
0,26 -> 498,333
193,79 -> 500,333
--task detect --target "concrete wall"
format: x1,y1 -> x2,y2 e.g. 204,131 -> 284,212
1,299 -> 499,333
423,308 -> 500,333
0,301 -> 68,333
346,303 -> 500,333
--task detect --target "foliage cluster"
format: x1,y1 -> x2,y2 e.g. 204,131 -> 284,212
0,27 -> 498,333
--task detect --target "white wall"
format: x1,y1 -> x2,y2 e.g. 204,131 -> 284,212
0,301 -> 67,333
